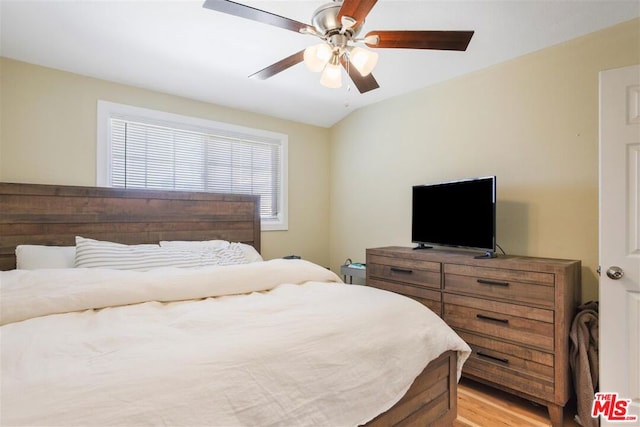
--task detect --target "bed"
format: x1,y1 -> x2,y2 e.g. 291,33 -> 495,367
0,182 -> 470,426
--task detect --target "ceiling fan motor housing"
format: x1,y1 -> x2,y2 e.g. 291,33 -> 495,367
311,1 -> 363,38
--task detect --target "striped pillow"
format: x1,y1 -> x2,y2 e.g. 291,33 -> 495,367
75,237 -> 249,272
74,237 -> 207,271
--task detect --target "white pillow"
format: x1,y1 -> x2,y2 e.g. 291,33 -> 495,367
238,243 -> 263,263
160,240 -> 263,263
75,237 -> 248,271
15,245 -> 76,270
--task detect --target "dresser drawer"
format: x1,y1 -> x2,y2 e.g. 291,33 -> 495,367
444,264 -> 555,307
463,352 -> 555,399
368,278 -> 442,316
368,255 -> 441,290
443,294 -> 554,351
457,330 -> 554,382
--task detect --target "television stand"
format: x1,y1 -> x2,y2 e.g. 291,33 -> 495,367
474,250 -> 497,259
413,244 -> 433,250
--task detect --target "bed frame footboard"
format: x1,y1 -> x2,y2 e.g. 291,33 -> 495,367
364,350 -> 458,427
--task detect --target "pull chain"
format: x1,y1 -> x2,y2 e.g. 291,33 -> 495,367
344,52 -> 351,108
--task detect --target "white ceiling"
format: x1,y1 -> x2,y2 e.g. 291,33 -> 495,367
1,0 -> 638,127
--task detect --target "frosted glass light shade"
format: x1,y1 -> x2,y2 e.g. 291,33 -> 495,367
320,62 -> 342,88
304,43 -> 333,72
350,46 -> 378,76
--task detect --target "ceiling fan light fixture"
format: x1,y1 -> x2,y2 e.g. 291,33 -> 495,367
350,46 -> 378,76
320,54 -> 342,88
304,43 -> 333,72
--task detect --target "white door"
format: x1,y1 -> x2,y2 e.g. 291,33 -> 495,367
599,64 -> 640,426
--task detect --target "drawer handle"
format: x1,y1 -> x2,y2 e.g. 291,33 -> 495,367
477,278 -> 509,287
390,267 -> 413,274
476,313 -> 509,324
477,351 -> 509,365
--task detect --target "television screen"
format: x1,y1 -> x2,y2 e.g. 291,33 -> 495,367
412,176 -> 496,254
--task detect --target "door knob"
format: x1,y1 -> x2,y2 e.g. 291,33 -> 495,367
606,266 -> 624,280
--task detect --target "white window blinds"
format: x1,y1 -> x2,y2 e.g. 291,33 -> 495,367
98,101 -> 288,230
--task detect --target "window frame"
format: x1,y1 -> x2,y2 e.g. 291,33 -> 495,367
96,100 -> 288,231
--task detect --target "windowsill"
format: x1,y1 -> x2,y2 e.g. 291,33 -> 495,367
262,219 -> 288,231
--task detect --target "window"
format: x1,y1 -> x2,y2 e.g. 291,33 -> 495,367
97,101 -> 288,230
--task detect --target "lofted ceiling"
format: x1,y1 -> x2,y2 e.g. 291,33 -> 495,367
1,0 -> 638,127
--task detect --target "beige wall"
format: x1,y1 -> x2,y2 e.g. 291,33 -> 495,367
329,18 -> 640,301
0,58 -> 331,265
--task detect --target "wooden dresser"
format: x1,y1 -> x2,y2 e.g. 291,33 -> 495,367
366,246 -> 581,427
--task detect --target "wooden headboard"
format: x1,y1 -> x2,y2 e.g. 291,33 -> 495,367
0,183 -> 261,271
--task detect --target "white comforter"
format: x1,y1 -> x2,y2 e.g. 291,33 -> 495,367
0,259 -> 470,426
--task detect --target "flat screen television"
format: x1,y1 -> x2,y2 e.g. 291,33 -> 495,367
412,176 -> 496,258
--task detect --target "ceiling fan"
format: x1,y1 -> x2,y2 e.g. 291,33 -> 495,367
202,0 -> 474,93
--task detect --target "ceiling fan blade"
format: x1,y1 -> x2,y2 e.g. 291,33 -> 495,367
203,0 -> 312,33
337,0 -> 378,26
340,57 -> 379,93
365,30 -> 474,51
249,50 -> 305,80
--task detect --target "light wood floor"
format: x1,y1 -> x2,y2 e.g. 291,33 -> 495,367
455,379 -> 582,427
